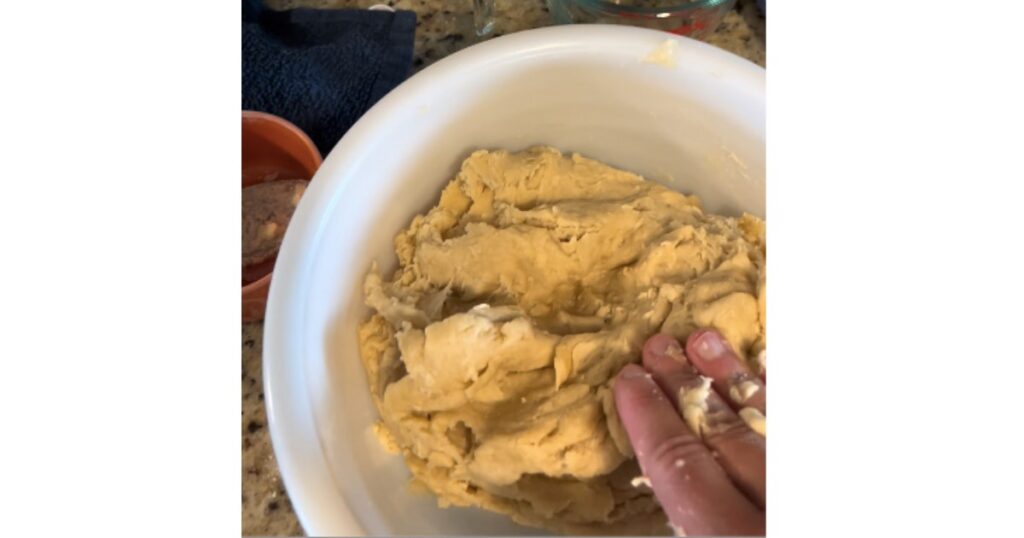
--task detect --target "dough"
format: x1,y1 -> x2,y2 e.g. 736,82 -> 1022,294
357,147 -> 765,535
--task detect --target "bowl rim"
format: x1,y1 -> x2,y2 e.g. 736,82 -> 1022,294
263,24 -> 765,536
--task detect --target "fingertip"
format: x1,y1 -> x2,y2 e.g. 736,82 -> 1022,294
686,329 -> 730,361
685,329 -> 738,375
642,333 -> 686,369
616,363 -> 649,383
613,363 -> 650,397
686,329 -> 766,414
613,364 -> 657,426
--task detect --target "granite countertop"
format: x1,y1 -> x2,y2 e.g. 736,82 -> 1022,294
243,1 -> 765,535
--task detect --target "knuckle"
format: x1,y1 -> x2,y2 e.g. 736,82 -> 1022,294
707,418 -> 765,452
649,431 -> 711,473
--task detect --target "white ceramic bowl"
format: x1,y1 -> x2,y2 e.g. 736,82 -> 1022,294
264,25 -> 765,536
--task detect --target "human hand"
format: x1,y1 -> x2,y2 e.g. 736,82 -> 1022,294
613,330 -> 766,536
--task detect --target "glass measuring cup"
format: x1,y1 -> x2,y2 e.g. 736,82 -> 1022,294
546,0 -> 737,38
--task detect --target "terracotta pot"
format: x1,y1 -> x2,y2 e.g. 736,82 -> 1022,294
242,111 -> 322,322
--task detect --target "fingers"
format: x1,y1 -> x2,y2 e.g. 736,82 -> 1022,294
642,334 -> 766,508
613,363 -> 765,536
685,329 -> 767,417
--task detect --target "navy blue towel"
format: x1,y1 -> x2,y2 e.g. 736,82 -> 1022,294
243,0 -> 416,157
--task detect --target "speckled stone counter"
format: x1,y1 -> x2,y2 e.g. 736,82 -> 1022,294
243,1 -> 765,535
243,322 -> 303,536
265,0 -> 765,71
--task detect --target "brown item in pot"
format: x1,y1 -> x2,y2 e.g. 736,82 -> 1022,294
242,179 -> 309,284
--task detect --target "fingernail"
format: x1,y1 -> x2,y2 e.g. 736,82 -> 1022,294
649,334 -> 685,362
619,364 -> 650,380
692,330 -> 729,361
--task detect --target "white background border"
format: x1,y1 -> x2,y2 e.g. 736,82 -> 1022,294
2,1 -> 1023,536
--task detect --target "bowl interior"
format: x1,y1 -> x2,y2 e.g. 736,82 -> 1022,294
265,25 -> 764,537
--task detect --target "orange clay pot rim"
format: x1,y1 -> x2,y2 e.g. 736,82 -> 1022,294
242,111 -> 322,294
242,270 -> 272,294
242,110 -> 323,169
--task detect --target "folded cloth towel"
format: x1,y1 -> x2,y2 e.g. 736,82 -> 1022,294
243,0 -> 416,157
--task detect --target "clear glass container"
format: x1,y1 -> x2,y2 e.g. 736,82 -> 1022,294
546,0 -> 738,39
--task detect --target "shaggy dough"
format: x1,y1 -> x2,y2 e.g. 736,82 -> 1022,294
357,147 -> 765,535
